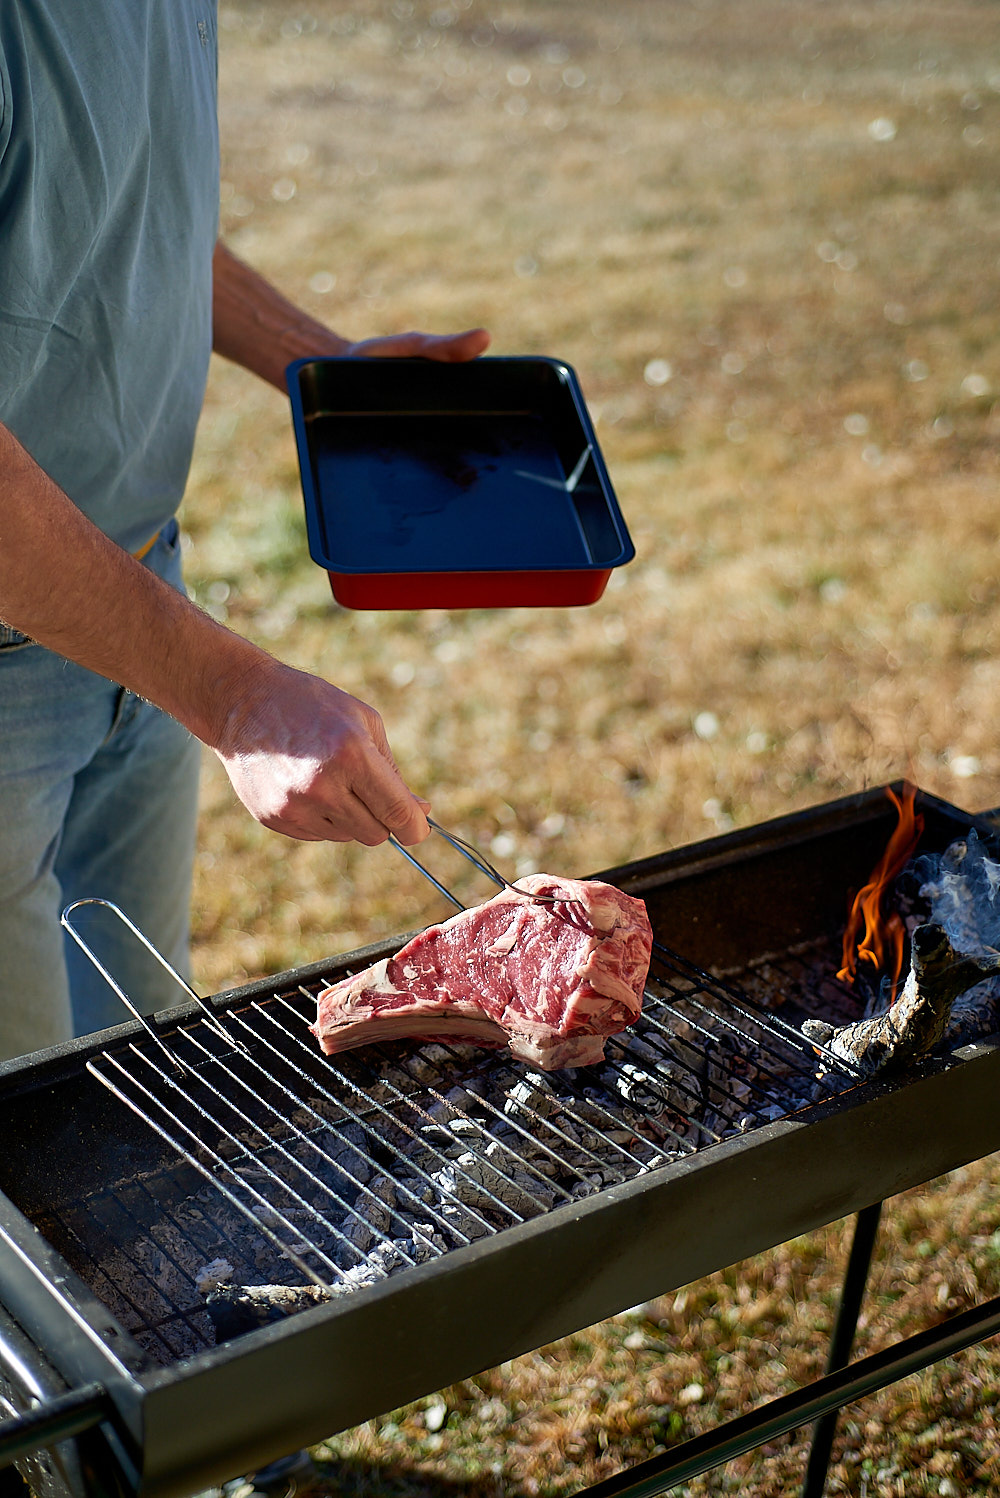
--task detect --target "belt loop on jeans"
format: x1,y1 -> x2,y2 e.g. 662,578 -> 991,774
132,528 -> 162,561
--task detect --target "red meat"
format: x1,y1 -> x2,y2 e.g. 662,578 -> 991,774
311,875 -> 652,1070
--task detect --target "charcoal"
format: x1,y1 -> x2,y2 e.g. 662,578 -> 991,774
916,830 -> 1000,1045
528,1154 -> 558,1177
338,1178 -> 398,1257
437,1200 -> 493,1242
444,1117 -> 491,1147
503,1075 -> 561,1121
431,1151 -> 555,1218
620,1035 -> 675,1068
105,906 -> 953,1366
328,1240 -> 411,1294
418,1117 -> 488,1159
614,1063 -> 667,1113
569,1173 -> 605,1201
552,1115 -> 580,1144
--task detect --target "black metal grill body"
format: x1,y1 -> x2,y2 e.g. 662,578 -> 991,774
1,785 -> 999,1498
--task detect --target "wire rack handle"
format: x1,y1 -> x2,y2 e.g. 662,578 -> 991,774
60,898 -> 247,1071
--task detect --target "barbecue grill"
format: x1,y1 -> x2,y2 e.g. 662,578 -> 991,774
2,783 -> 1000,1498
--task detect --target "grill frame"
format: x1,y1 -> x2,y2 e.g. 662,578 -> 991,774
1,783 -> 999,1497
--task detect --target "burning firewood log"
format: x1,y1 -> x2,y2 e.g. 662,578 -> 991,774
802,922 -> 1000,1077
205,1283 -> 336,1339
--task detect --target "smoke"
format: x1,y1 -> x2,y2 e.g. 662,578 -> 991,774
914,829 -> 1000,957
905,829 -> 1000,1042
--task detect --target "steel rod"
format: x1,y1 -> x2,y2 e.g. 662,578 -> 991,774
391,820 -> 588,910
0,1383 -> 109,1469
578,1291 -> 1000,1498
387,834 -> 465,911
800,1200 -> 884,1498
60,897 -> 249,1070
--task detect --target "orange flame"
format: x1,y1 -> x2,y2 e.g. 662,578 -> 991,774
838,782 -> 924,1001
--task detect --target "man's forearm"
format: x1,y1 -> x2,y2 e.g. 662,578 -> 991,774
211,240 -> 491,388
0,246 -> 489,848
212,242 -> 347,390
0,422 -> 267,748
0,421 -> 431,846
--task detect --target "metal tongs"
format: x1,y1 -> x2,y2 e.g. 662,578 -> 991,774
389,817 -> 583,913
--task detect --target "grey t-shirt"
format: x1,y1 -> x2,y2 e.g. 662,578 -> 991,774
0,2 -> 219,554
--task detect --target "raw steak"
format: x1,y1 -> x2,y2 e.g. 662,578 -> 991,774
311,875 -> 653,1070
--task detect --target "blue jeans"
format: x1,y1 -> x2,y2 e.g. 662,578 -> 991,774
0,521 -> 201,1060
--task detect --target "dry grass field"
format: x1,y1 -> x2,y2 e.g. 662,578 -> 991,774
187,1 -> 1000,1492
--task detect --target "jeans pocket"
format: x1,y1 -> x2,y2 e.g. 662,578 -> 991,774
146,517 -> 186,594
0,625 -> 31,651
159,516 -> 181,556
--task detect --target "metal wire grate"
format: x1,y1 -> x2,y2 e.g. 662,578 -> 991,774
18,934 -> 864,1367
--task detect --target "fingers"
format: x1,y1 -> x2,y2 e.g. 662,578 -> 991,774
422,327 -> 492,361
261,790 -> 428,847
343,756 -> 431,846
245,768 -> 430,847
328,705 -> 432,845
256,748 -> 430,847
348,328 -> 491,362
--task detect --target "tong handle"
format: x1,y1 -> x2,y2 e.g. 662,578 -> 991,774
388,818 -> 527,913
389,819 -> 581,911
426,819 -> 517,893
387,834 -> 467,912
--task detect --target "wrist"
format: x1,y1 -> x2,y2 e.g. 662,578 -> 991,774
200,642 -> 286,756
212,241 -> 350,390
272,320 -> 349,387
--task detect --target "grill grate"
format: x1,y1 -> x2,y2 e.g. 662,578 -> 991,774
24,936 -> 867,1367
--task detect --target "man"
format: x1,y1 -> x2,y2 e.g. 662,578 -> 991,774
0,3 -> 489,1059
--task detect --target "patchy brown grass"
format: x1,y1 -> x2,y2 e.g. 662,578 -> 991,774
188,1 -> 1000,1491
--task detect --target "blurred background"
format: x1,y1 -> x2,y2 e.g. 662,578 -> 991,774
188,3 -> 1000,1492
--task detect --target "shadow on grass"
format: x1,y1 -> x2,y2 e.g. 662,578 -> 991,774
309,1453 -> 517,1498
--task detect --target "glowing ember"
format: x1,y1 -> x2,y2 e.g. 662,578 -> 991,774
838,783 -> 924,999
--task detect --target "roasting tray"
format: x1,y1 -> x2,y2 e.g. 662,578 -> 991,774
1,786 -> 1000,1496
286,355 -> 634,609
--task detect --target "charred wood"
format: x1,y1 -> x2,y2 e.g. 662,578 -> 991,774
802,923 -> 1000,1077
205,1283 -> 336,1340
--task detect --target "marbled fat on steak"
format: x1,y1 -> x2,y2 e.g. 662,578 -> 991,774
311,875 -> 653,1070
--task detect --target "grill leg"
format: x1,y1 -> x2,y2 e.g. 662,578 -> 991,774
0,1467 -> 30,1498
800,1200 -> 883,1498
